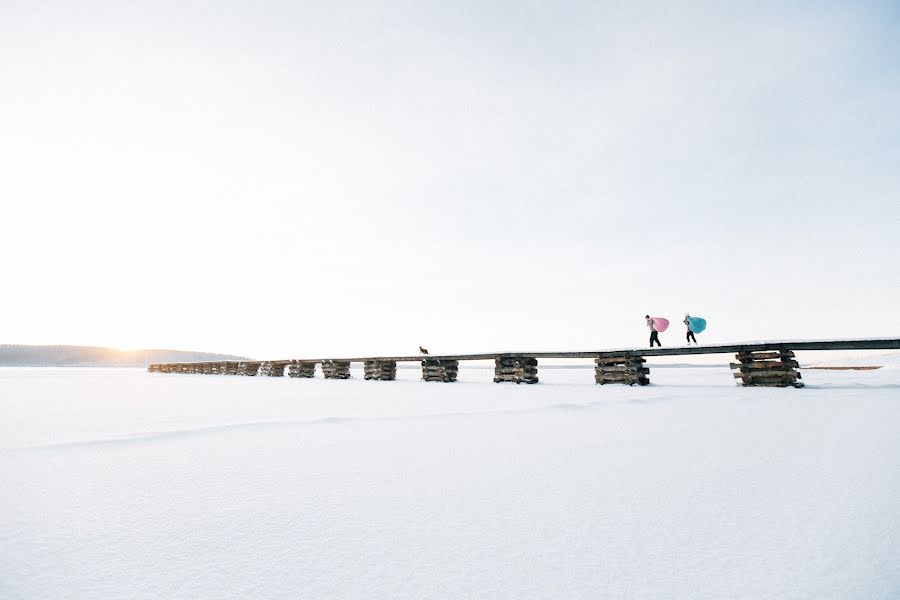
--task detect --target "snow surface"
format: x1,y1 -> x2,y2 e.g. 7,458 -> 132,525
2,364 -> 899,599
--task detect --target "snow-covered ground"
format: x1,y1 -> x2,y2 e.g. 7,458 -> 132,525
2,360 -> 899,599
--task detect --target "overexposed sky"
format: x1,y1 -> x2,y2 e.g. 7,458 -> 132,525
1,0 -> 898,358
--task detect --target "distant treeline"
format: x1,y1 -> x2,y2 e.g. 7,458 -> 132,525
0,345 -> 251,367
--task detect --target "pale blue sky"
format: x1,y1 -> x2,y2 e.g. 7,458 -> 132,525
0,1 -> 897,357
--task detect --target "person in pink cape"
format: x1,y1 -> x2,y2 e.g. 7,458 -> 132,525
645,315 -> 662,347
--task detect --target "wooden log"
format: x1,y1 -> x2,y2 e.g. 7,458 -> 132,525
596,372 -> 648,381
606,379 -> 649,386
734,371 -> 801,380
736,375 -> 799,384
423,373 -> 457,382
422,359 -> 459,367
736,350 -> 795,360
496,357 -> 538,367
738,367 -> 800,375
595,355 -> 645,364
737,378 -> 805,388
493,376 -> 539,384
494,367 -> 538,375
730,360 -> 799,370
596,374 -> 649,386
595,365 -> 650,374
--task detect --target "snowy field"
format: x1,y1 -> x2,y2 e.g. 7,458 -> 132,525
2,360 -> 899,599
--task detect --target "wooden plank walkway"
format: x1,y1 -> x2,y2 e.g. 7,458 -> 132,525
148,338 -> 899,388
246,338 -> 900,365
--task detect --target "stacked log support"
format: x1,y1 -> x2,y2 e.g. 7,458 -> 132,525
421,359 -> 459,382
594,353 -> 649,385
223,362 -> 240,375
493,356 -> 538,384
287,362 -> 316,378
322,360 -> 351,379
731,350 -> 803,388
258,361 -> 285,377
364,360 -> 397,381
147,364 -> 160,372
237,362 -> 261,376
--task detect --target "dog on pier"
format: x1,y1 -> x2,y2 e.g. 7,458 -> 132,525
419,346 -> 429,355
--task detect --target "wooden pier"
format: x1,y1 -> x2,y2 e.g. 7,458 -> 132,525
147,338 -> 900,388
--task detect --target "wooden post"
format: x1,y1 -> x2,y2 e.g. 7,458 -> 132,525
594,353 -> 649,385
421,359 -> 459,382
493,356 -> 538,384
731,350 -> 803,387
322,360 -> 351,379
287,362 -> 316,378
364,360 -> 397,381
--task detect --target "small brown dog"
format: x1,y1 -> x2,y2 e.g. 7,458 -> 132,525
419,346 -> 429,355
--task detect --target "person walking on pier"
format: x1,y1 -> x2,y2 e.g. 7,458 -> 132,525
684,313 -> 697,345
645,315 -> 662,347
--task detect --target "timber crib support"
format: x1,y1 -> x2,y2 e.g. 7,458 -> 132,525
322,360 -> 351,379
421,359 -> 459,382
237,362 -> 261,376
731,350 -> 803,388
287,362 -> 316,378
364,360 -> 397,381
494,356 -> 538,384
595,353 -> 649,385
258,362 -> 285,377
